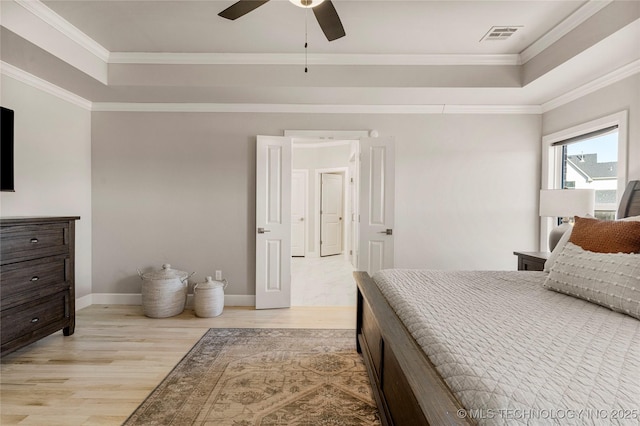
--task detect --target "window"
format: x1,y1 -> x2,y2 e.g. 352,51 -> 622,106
541,111 -> 628,250
555,126 -> 619,220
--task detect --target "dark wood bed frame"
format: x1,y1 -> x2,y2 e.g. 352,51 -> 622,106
355,180 -> 640,426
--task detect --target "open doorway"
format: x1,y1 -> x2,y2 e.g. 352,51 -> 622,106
290,140 -> 357,306
255,133 -> 395,309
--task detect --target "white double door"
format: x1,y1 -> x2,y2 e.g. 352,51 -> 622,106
255,135 -> 395,309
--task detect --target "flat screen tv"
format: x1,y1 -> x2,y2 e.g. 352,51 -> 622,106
1,107 -> 15,192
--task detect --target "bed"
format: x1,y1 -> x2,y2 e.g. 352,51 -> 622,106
355,180 -> 640,426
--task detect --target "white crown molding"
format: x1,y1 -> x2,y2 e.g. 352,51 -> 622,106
11,0 -> 611,75
108,52 -> 521,66
91,102 -> 540,114
91,103 -> 439,113
15,0 -> 110,63
5,57 -> 634,117
541,58 -> 640,113
443,105 -> 542,114
1,61 -> 93,110
520,0 -> 613,64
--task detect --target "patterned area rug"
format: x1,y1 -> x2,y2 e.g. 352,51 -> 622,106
124,328 -> 381,425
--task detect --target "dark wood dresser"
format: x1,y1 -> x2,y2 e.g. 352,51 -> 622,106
1,216 -> 80,356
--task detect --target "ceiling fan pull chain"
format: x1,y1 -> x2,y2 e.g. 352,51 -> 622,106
305,8 -> 308,73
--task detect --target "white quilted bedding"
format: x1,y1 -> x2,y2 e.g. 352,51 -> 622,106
372,269 -> 640,425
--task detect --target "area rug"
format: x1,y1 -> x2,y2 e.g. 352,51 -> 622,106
124,328 -> 381,425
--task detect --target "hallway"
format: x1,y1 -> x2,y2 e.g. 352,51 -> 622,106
291,255 -> 356,306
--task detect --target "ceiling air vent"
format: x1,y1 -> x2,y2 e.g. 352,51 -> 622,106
480,26 -> 522,42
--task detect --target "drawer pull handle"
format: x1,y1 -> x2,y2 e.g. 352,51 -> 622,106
31,276 -> 39,281
30,317 -> 40,323
30,238 -> 39,243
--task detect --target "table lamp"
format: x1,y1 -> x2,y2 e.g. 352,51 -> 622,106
539,189 -> 595,251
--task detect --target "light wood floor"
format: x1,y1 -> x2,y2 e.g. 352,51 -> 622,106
0,305 -> 356,425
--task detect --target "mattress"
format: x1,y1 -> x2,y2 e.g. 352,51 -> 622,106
372,269 -> 640,425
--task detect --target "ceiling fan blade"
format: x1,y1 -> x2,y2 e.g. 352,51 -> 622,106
218,0 -> 270,20
312,0 -> 345,41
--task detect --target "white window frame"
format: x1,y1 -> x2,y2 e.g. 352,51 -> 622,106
540,110 -> 628,251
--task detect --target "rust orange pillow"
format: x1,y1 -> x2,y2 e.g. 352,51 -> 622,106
569,216 -> 640,253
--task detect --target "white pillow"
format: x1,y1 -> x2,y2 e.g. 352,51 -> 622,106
543,242 -> 640,320
542,214 -> 637,271
543,227 -> 572,272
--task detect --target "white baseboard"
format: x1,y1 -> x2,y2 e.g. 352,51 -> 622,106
76,293 -> 255,309
187,294 -> 255,307
91,293 -> 143,305
224,294 -> 255,306
76,294 -> 93,311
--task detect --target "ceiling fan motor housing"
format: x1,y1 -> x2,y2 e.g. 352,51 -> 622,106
290,0 -> 325,8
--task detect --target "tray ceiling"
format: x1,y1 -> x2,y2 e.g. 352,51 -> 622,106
1,0 -> 638,111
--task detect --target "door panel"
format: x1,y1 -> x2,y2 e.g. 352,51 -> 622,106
291,170 -> 307,257
321,173 -> 343,256
369,146 -> 386,225
266,240 -> 282,290
359,137 -> 395,275
368,240 -> 385,274
256,135 -> 291,309
349,143 -> 359,268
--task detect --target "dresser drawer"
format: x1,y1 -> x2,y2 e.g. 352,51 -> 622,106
519,257 -> 545,271
0,223 -> 69,263
0,256 -> 69,308
1,292 -> 69,346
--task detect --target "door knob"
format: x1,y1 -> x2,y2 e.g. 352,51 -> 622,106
257,227 -> 271,234
300,218 -> 304,221
378,229 -> 393,235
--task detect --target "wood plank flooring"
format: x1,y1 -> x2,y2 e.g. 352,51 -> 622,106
0,305 -> 355,425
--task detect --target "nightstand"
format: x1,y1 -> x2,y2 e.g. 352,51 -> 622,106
513,251 -> 551,271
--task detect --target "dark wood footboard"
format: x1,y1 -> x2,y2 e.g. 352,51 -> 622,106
355,271 -> 472,426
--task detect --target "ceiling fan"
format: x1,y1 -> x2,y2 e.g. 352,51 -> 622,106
218,0 -> 346,42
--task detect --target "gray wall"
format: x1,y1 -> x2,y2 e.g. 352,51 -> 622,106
91,112 -> 541,297
0,76 -> 92,298
3,70 -> 636,301
542,74 -> 640,182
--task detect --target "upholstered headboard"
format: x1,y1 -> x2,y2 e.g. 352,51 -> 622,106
617,180 -> 640,218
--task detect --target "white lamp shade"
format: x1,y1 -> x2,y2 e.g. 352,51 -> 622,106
539,189 -> 595,218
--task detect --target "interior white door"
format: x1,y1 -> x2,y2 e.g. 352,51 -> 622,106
358,137 -> 395,275
291,170 -> 306,257
349,143 -> 359,268
320,173 -> 343,256
256,135 -> 292,309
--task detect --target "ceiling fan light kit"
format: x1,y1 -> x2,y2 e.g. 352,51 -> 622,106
289,0 -> 325,8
